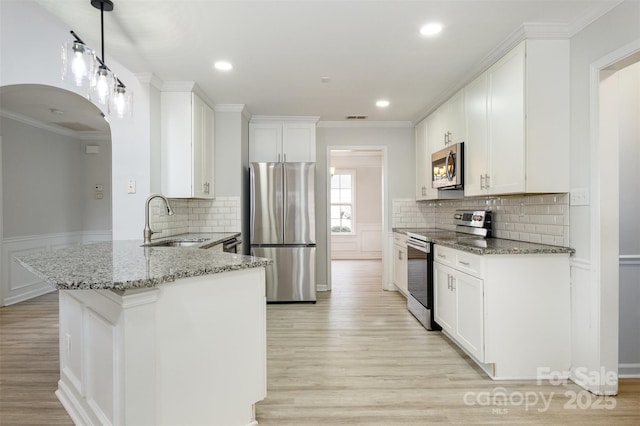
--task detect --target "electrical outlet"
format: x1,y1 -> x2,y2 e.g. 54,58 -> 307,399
94,184 -> 104,192
570,188 -> 590,206
127,180 -> 136,194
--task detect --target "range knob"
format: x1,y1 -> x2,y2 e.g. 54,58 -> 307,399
454,214 -> 463,220
472,214 -> 483,221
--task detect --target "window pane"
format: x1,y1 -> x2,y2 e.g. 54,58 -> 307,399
331,189 -> 340,202
330,206 -> 340,219
331,174 -> 340,188
342,219 -> 352,232
331,219 -> 342,229
340,205 -> 352,220
340,189 -> 351,203
341,174 -> 351,188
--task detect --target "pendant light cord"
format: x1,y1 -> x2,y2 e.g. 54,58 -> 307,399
100,1 -> 105,65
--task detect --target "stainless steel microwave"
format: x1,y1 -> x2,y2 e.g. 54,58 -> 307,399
432,142 -> 464,190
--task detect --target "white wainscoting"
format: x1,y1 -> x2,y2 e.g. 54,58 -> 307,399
1,231 -> 111,306
619,254 -> 640,378
330,223 -> 382,260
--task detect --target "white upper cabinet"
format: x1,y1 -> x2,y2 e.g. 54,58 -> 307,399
464,39 -> 570,196
249,117 -> 318,163
415,119 -> 430,200
414,95 -> 464,201
161,88 -> 214,199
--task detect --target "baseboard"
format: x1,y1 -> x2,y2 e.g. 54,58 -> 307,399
316,283 -> 329,292
619,363 -> 640,378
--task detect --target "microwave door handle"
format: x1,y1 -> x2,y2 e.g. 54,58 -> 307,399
445,150 -> 454,181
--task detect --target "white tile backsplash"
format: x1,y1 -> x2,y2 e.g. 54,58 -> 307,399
392,193 -> 570,247
149,196 -> 241,240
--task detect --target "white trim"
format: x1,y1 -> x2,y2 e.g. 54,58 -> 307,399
2,231 -> 112,306
567,1 -> 624,37
214,104 -> 252,121
0,109 -> 110,141
318,120 -> 412,128
585,37 -> 640,395
250,115 -> 319,123
316,283 -> 329,292
620,255 -> 640,265
135,72 -> 163,90
619,363 -> 640,378
570,257 -> 591,270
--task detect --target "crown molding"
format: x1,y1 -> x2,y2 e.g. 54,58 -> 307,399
318,120 -> 413,128
214,104 -> 252,121
251,115 -> 320,124
567,1 -> 624,37
0,109 -> 109,141
136,72 -> 163,90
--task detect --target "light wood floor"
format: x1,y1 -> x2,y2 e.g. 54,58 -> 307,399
1,260 -> 638,425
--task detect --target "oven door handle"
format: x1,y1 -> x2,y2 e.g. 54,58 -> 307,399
223,239 -> 241,249
407,240 -> 428,252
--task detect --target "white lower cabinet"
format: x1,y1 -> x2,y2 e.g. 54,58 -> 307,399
434,244 -> 570,379
392,233 -> 408,296
434,257 -> 484,362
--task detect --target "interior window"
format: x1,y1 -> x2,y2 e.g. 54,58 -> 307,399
330,170 -> 355,234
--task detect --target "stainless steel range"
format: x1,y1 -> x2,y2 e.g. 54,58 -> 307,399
406,210 -> 492,331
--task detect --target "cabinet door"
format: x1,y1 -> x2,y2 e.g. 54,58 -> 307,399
250,123 -> 282,163
454,270 -> 484,362
427,107 -> 446,151
282,123 -> 316,162
392,244 -> 408,295
192,94 -> 214,198
464,72 -> 489,197
434,262 -> 455,334
487,42 -> 525,194
415,119 -> 429,200
446,90 -> 466,145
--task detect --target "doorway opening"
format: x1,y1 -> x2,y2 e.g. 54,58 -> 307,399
327,148 -> 385,291
599,56 -> 640,380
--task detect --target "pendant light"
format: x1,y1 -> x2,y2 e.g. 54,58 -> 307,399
61,0 -> 132,117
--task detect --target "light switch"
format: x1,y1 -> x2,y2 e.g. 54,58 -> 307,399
127,180 -> 136,194
570,188 -> 590,206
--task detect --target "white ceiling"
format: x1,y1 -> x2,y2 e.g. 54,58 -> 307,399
4,0 -> 623,127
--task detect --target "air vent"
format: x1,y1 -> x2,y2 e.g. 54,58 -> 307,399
345,115 -> 368,120
53,122 -> 100,131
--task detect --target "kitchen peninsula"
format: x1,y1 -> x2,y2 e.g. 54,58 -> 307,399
17,241 -> 271,426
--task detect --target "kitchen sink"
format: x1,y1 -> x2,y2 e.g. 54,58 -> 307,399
144,238 -> 210,248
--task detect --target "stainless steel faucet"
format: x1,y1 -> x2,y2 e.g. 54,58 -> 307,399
143,194 -> 175,245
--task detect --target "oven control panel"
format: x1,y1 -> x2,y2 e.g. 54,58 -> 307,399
454,210 -> 492,236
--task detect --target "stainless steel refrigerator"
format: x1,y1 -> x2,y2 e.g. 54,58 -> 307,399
250,162 -> 316,302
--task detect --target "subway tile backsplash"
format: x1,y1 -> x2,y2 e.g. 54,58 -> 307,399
149,196 -> 241,239
393,193 -> 570,247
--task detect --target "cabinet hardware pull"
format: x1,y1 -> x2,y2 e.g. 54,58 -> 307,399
203,182 -> 210,194
447,275 -> 451,290
485,174 -> 490,188
459,260 -> 470,266
451,277 -> 456,290
480,174 -> 485,190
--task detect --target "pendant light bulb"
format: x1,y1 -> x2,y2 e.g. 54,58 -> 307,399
62,40 -> 94,91
92,66 -> 113,105
110,84 -> 132,118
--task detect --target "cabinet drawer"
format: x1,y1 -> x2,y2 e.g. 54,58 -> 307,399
434,245 -> 456,268
434,245 -> 484,278
393,233 -> 407,246
455,251 -> 484,278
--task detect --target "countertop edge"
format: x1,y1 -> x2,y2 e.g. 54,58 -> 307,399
392,227 -> 575,255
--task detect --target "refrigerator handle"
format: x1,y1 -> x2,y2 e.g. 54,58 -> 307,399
278,153 -> 281,162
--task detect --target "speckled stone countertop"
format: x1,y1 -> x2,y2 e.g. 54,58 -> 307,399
392,227 -> 574,255
16,240 -> 271,290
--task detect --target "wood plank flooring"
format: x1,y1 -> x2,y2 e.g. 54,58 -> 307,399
0,260 -> 638,425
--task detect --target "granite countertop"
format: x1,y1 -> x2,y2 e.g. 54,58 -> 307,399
392,227 -> 574,255
16,240 -> 271,291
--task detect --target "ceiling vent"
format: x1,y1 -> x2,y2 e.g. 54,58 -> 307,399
345,115 -> 367,120
53,122 -> 100,131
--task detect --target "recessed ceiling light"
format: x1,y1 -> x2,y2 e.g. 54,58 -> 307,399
376,100 -> 390,108
320,76 -> 331,83
419,22 -> 443,36
214,61 -> 233,71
